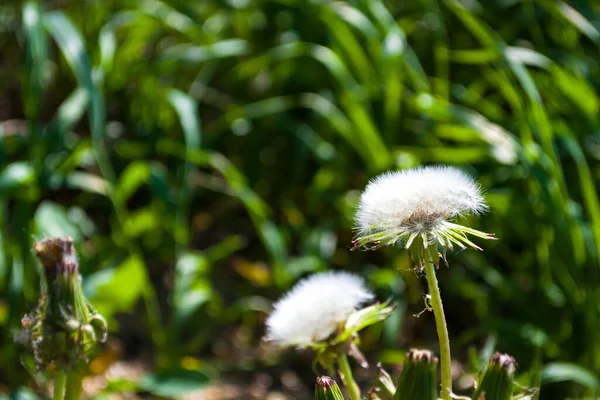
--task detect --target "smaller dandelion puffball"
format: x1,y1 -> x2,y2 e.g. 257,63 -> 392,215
266,271 -> 373,347
355,166 -> 490,250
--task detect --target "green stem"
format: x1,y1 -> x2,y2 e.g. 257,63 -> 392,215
338,353 -> 361,400
424,261 -> 452,400
53,371 -> 67,400
65,372 -> 83,400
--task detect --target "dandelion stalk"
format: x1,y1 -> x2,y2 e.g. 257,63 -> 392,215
53,371 -> 66,400
65,373 -> 84,400
353,166 -> 496,400
338,353 -> 361,400
424,261 -> 452,400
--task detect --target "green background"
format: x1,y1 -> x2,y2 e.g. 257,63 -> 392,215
0,0 -> 599,398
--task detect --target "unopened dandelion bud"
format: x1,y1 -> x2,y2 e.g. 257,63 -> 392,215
17,236 -> 107,371
472,353 -> 517,400
315,376 -> 345,400
393,349 -> 438,400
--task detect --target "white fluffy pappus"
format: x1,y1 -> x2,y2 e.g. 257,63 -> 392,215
265,271 -> 373,347
354,166 -> 491,251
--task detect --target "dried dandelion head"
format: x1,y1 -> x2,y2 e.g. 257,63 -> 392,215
17,237 -> 107,371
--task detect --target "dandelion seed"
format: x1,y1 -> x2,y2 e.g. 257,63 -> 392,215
265,271 -> 373,348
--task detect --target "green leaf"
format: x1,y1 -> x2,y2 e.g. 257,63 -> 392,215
98,11 -> 139,73
167,88 -> 202,244
541,363 -> 600,391
22,0 -> 49,122
0,163 -> 35,194
84,256 -> 147,317
65,172 -> 112,196
536,0 -> 600,44
123,208 -> 159,238
113,161 -> 152,207
139,367 -> 211,397
43,12 -> 94,103
34,201 -> 81,241
44,11 -> 113,184
160,39 -> 251,63
167,89 -> 201,151
0,388 -> 38,400
45,87 -> 89,137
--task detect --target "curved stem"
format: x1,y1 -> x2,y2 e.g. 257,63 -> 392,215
65,372 -> 83,400
53,371 -> 66,400
424,261 -> 452,400
338,353 -> 361,400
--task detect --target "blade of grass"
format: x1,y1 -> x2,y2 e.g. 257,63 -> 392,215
535,0 -> 600,45
45,11 -> 167,357
157,140 -> 289,286
319,5 -> 378,90
160,40 -> 251,64
44,11 -> 116,185
98,11 -> 140,74
22,0 -> 48,172
365,0 -> 430,92
167,89 -> 202,247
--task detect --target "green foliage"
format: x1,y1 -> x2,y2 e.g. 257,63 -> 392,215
138,367 -> 211,398
0,0 -> 599,397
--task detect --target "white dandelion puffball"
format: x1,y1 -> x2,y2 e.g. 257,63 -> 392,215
266,271 -> 373,347
355,166 -> 489,249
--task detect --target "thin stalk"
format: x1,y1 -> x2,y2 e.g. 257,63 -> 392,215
337,353 -> 361,400
65,372 -> 83,400
424,261 -> 452,400
53,371 -> 66,400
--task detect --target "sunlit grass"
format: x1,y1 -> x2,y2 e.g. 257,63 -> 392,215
0,0 -> 599,398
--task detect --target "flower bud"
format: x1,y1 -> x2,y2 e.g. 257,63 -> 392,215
472,353 -> 517,400
17,237 -> 107,371
393,349 -> 438,400
315,376 -> 345,400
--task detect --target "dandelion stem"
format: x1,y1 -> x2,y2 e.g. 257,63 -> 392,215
65,372 -> 83,400
53,371 -> 66,400
424,261 -> 452,400
337,353 -> 361,400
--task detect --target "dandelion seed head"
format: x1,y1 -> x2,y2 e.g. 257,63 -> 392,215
265,271 -> 373,347
354,166 -> 489,250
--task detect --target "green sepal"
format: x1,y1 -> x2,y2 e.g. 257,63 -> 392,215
315,376 -> 345,400
472,353 -> 517,400
393,349 -> 438,400
340,300 -> 397,343
309,301 -> 396,371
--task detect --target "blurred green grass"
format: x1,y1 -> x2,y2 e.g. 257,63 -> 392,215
1,0 -> 600,398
